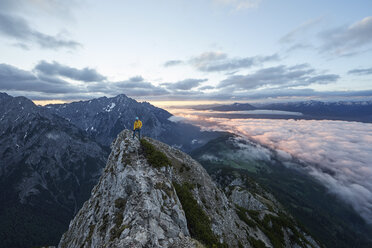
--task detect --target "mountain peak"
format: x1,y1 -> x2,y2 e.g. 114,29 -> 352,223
58,130 -> 196,247
58,129 -> 321,248
112,93 -> 128,99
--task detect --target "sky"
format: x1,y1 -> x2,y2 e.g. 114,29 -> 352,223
0,0 -> 372,105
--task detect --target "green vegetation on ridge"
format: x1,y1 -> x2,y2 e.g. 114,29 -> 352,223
140,138 -> 171,168
191,134 -> 372,248
173,182 -> 227,248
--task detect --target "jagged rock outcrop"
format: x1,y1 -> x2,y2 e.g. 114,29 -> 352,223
59,129 -> 321,248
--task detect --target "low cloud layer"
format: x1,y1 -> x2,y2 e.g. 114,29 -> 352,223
205,118 -> 372,223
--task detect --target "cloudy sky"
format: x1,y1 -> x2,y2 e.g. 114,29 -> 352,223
0,0 -> 372,104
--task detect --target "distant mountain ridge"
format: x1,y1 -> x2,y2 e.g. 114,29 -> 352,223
191,100 -> 372,122
0,92 -> 108,247
47,94 -> 220,151
209,103 -> 256,111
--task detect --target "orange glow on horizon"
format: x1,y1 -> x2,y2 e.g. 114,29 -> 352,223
33,100 -> 72,106
145,100 -> 240,110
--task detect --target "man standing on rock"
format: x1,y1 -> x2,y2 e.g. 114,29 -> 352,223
133,117 -> 142,139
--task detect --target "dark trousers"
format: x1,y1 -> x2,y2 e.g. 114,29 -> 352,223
133,129 -> 141,139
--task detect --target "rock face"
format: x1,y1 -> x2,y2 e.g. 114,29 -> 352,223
0,93 -> 108,248
59,130 -> 321,248
59,130 -> 193,247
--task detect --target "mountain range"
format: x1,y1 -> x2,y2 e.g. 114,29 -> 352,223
0,93 -> 107,247
191,100 -> 372,123
46,94 -> 220,151
0,92 -> 220,247
1,92 -> 371,247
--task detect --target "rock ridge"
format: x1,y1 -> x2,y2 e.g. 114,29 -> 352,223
58,129 -> 321,248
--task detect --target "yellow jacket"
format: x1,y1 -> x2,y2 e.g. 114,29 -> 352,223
133,120 -> 142,130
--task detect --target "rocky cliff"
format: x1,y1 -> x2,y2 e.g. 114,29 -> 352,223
58,130 -> 321,248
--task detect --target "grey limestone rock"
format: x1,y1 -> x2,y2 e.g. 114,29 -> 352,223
59,129 -> 321,248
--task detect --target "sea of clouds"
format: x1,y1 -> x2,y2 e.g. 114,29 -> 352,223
170,112 -> 372,223
217,118 -> 372,223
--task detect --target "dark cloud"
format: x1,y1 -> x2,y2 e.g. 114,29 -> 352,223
1,62 -> 369,102
319,16 -> 372,55
35,61 -> 106,82
0,63 -> 169,98
128,76 -> 144,82
0,13 -> 81,50
114,80 -> 169,96
87,76 -> 169,97
218,64 -> 339,90
348,67 -> 372,75
306,74 -> 340,84
162,78 -> 208,90
190,51 -> 279,72
0,63 -> 81,93
163,60 -> 183,67
190,51 -> 228,63
198,85 -> 215,90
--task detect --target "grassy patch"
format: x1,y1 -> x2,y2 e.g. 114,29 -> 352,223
235,205 -> 256,228
114,198 -> 127,209
235,205 -> 307,248
174,182 -> 227,248
140,139 -> 171,168
248,236 -> 267,248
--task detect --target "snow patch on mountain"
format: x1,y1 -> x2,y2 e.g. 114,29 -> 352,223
104,102 -> 116,112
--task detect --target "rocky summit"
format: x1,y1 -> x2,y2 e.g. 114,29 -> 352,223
58,129 -> 321,248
